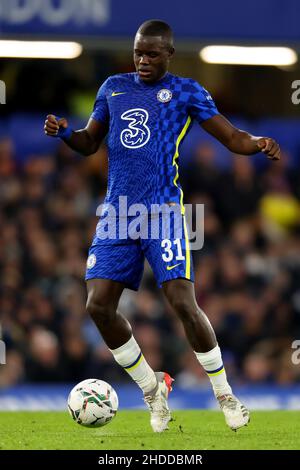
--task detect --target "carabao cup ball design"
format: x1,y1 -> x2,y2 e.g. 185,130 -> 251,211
67,379 -> 118,427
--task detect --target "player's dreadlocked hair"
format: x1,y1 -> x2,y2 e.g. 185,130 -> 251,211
137,20 -> 174,48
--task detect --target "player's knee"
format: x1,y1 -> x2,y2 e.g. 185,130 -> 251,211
170,297 -> 195,320
86,294 -> 116,327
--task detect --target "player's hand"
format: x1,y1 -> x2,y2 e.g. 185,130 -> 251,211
44,114 -> 69,137
257,137 -> 280,160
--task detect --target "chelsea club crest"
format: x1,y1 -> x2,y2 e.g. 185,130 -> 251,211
157,89 -> 172,103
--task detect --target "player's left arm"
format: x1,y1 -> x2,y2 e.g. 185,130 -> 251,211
201,114 -> 280,160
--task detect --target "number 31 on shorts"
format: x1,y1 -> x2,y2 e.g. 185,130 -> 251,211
161,238 -> 185,263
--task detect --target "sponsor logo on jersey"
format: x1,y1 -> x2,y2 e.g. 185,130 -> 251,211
120,108 -> 150,149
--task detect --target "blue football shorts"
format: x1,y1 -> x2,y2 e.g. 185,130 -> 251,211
85,212 -> 194,290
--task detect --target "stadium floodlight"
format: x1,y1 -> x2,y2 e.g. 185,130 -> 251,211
0,41 -> 82,59
199,46 -> 298,66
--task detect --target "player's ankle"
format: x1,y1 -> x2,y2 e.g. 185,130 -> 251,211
214,386 -> 232,398
143,378 -> 158,396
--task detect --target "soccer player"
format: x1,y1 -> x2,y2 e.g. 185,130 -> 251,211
44,20 -> 280,433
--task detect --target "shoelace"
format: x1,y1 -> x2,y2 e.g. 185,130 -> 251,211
144,395 -> 154,411
144,393 -> 169,415
218,395 -> 237,411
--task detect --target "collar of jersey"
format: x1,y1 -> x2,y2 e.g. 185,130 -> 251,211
134,71 -> 172,87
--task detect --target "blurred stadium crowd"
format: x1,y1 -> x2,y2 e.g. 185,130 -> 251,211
1,129 -> 300,390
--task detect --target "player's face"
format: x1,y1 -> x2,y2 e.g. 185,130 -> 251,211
134,34 -> 174,83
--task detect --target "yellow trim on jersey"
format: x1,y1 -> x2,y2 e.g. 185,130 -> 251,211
183,215 -> 191,280
171,116 -> 192,279
172,116 -> 192,215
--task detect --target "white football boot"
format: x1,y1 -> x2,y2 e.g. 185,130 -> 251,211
217,394 -> 250,431
144,372 -> 174,433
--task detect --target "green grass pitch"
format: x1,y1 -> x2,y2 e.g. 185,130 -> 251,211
0,411 -> 299,450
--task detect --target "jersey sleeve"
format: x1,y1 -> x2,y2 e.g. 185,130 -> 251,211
90,78 -> 110,125
188,81 -> 219,124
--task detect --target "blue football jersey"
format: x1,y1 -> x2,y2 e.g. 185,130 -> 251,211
91,72 -> 219,215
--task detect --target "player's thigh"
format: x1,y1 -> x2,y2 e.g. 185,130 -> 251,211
162,277 -> 197,309
86,278 -> 125,310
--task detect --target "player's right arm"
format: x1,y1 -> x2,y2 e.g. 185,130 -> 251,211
44,78 -> 110,156
44,115 -> 107,156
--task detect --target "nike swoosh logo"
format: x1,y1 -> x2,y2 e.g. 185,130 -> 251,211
166,263 -> 181,271
111,91 -> 126,96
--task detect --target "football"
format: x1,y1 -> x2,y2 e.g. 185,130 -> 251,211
67,379 -> 119,427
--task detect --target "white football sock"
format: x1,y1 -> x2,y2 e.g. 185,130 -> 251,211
110,336 -> 157,394
195,345 -> 232,396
